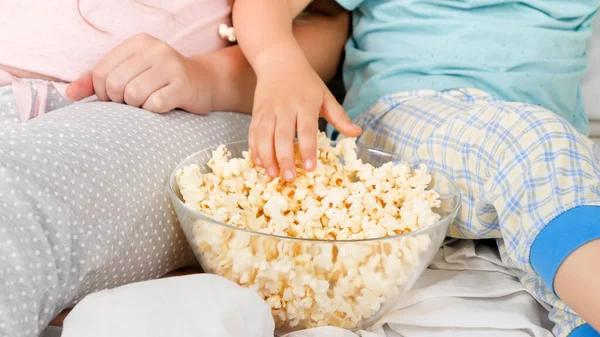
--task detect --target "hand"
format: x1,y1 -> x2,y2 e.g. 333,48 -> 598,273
66,33 -> 213,114
248,57 -> 361,182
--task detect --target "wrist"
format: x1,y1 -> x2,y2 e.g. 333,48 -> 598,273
252,39 -> 306,75
182,55 -> 217,113
187,47 -> 255,114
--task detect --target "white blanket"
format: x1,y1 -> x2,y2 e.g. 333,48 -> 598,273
60,240 -> 554,337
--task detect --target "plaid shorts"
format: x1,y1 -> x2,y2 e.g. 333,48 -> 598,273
351,88 -> 600,337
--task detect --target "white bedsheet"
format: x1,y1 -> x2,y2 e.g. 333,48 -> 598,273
589,120 -> 600,136
582,12 -> 600,120
588,121 -> 600,144
59,240 -> 554,337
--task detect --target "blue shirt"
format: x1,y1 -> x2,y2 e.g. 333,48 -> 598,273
329,0 -> 600,137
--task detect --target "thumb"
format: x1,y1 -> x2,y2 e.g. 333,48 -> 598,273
321,92 -> 362,137
65,72 -> 95,101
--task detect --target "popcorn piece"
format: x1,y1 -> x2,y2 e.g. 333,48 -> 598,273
227,26 -> 237,42
218,23 -> 237,42
218,24 -> 228,39
177,132 -> 443,331
263,193 -> 288,218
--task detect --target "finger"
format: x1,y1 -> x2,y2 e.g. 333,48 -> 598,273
321,93 -> 362,137
92,39 -> 141,101
296,111 -> 319,172
66,72 -> 95,101
140,82 -> 179,113
105,55 -> 152,103
255,113 -> 278,178
274,113 -> 297,182
248,116 -> 262,167
123,66 -> 170,108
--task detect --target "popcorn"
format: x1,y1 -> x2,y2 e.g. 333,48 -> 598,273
217,23 -> 237,42
176,132 -> 442,331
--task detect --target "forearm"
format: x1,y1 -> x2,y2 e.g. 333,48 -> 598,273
233,0 -> 313,73
194,9 -> 349,114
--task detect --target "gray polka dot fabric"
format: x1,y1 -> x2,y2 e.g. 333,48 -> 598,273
0,83 -> 72,125
0,86 -> 21,124
0,83 -> 251,337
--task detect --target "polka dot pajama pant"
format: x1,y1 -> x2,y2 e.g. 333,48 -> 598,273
0,83 -> 251,337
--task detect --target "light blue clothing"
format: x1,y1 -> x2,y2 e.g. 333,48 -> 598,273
329,0 -> 600,137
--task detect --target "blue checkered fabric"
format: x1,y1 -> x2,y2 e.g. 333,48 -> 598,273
349,88 -> 600,337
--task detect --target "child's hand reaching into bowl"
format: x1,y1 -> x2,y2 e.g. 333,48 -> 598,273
249,46 -> 361,182
234,0 -> 362,182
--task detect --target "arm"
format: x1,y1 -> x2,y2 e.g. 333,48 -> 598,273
203,5 -> 351,113
232,0 -> 361,182
66,5 -> 350,115
65,6 -> 357,180
232,0 -> 312,77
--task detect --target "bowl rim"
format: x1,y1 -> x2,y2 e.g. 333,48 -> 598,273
167,140 -> 461,243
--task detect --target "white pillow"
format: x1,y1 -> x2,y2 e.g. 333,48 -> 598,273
61,274 -> 275,337
582,14 -> 600,121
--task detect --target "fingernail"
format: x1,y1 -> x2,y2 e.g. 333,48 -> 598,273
284,170 -> 294,181
254,157 -> 262,166
267,167 -> 277,177
304,159 -> 314,170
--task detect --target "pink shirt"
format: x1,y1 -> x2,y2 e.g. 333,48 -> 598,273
0,0 -> 231,82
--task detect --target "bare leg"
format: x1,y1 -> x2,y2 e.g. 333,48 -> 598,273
555,239 -> 600,332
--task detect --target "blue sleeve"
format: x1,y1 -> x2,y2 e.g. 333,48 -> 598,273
334,0 -> 364,10
569,324 -> 600,337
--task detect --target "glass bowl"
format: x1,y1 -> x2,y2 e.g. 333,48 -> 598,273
167,141 -> 460,334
